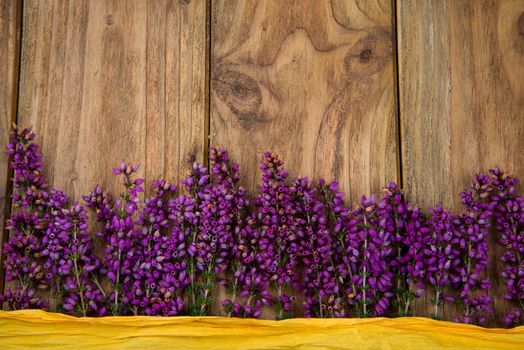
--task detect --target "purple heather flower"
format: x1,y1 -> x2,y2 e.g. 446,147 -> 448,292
450,174 -> 494,325
223,210 -> 272,318
342,194 -> 394,317
4,128 -> 523,326
1,127 -> 52,309
126,180 -> 187,316
293,177 -> 342,318
0,288 -> 45,310
378,182 -> 429,316
6,127 -> 48,208
186,148 -> 249,315
252,152 -> 299,319
207,148 -> 256,318
425,205 -> 459,319
42,202 -> 106,316
83,164 -> 143,315
483,168 -> 524,327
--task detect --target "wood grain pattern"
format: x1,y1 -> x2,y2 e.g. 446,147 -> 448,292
146,0 -> 209,187
398,0 -> 524,326
16,0 -> 207,302
0,0 -> 22,293
17,0 -> 207,199
210,0 -> 399,201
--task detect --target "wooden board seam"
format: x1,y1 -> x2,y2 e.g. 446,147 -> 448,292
0,0 -> 24,294
392,0 -> 404,189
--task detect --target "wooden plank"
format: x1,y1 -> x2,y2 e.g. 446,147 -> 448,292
17,0 -> 207,208
146,0 -> 209,185
210,0 -> 399,201
398,0 -> 524,326
17,0 -> 146,202
16,0 -> 207,304
0,0 -> 22,294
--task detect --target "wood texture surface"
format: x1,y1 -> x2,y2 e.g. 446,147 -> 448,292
210,0 -> 399,200
0,0 -> 21,293
398,0 -> 524,326
15,0 -> 207,302
17,0 -> 208,197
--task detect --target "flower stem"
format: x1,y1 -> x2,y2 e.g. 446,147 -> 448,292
435,288 -> 440,319
72,256 -> 87,317
362,216 -> 368,317
72,227 -> 87,317
92,274 -> 106,298
114,248 -> 121,315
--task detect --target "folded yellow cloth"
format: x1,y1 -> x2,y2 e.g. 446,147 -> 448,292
1,310 -> 523,349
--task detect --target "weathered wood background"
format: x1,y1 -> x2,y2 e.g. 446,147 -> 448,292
0,0 -> 523,326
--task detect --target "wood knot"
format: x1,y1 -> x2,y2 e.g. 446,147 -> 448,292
70,171 -> 78,182
359,49 -> 373,62
180,0 -> 191,4
232,82 -> 247,97
518,12 -> 524,38
212,65 -> 262,129
344,30 -> 391,79
105,14 -> 113,26
187,153 -> 196,164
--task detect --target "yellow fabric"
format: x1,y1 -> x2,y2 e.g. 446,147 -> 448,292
1,310 -> 523,349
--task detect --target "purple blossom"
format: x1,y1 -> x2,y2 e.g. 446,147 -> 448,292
222,210 -> 271,318
253,152 -> 299,319
6,127 -> 47,208
295,178 -> 345,318
483,168 -> 524,327
126,180 -> 186,316
452,174 -> 493,325
425,205 -> 459,319
1,127 -> 51,309
3,127 -> 523,325
83,164 -> 143,315
0,288 -> 44,310
342,195 -> 394,317
180,149 -> 248,316
42,202 -> 106,316
378,183 -> 429,316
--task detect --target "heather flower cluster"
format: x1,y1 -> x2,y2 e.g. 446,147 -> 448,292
1,127 -> 57,310
253,153 -> 300,319
453,175 -> 493,325
476,168 -> 523,327
293,178 -> 340,318
1,127 -> 523,328
182,148 -> 248,315
425,205 -> 460,319
379,183 -> 428,316
43,201 -> 105,316
129,179 -> 185,316
83,163 -> 143,315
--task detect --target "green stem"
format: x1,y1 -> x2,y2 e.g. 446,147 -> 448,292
72,256 -> 87,317
72,227 -> 87,317
227,269 -> 239,317
362,216 -> 368,317
92,274 -> 106,298
189,230 -> 197,310
435,287 -> 440,319
405,298 -> 411,316
114,248 -> 121,315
